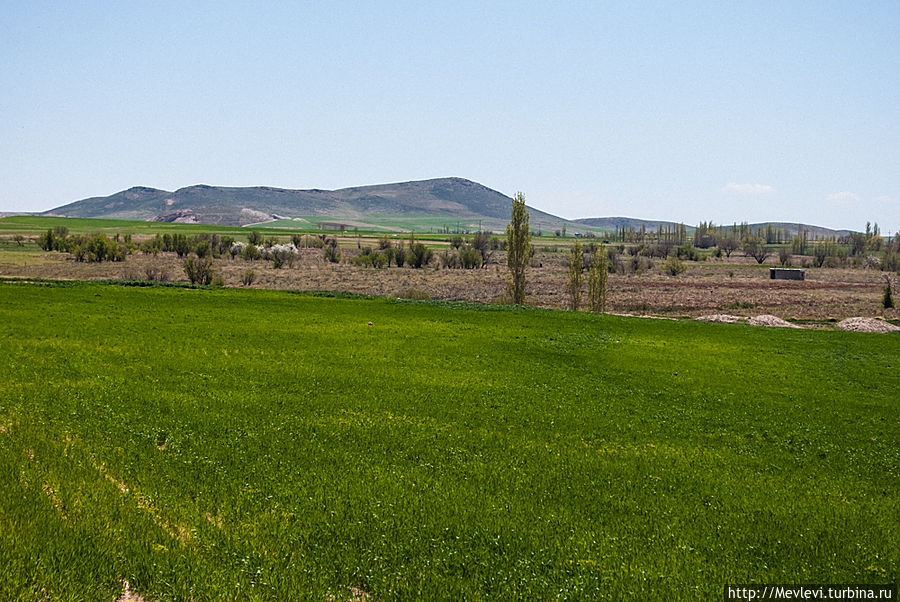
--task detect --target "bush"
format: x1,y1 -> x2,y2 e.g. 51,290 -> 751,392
267,244 -> 298,268
628,255 -> 653,274
663,256 -> 686,276
884,277 -> 895,309
407,243 -> 433,268
241,244 -> 263,261
778,246 -> 792,266
183,256 -> 216,285
353,249 -> 387,268
194,239 -> 211,258
241,270 -> 256,286
247,230 -> 263,246
142,235 -> 163,255
144,266 -> 170,282
397,288 -> 431,300
392,244 -> 407,268
676,243 -> 700,261
323,237 -> 341,263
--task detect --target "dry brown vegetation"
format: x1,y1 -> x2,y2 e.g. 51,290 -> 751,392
2,246 -> 897,322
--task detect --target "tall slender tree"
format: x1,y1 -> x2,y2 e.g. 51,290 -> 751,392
588,243 -> 608,312
506,192 -> 533,305
566,238 -> 583,311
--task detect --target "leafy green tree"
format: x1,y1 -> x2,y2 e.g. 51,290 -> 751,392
407,243 -> 433,268
743,236 -> 769,264
183,256 -> 216,285
566,239 -> 583,311
38,229 -> 55,251
247,230 -> 263,246
506,192 -> 533,304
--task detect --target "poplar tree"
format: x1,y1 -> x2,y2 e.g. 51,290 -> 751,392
506,192 -> 533,305
566,238 -> 583,311
588,243 -> 608,312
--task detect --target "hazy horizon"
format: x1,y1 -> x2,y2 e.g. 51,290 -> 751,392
2,2 -> 898,233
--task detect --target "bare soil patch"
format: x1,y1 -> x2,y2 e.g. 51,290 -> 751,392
1,248 -> 897,322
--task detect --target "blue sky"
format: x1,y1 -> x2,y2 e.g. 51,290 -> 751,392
2,1 -> 898,232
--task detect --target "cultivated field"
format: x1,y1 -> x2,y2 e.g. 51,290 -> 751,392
0,282 -> 897,600
0,243 -> 895,322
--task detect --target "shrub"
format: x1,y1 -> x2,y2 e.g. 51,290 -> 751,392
407,243 -> 433,268
676,243 -> 700,261
183,256 -> 216,285
439,250 -> 459,269
247,230 -> 263,246
397,288 -> 431,300
170,234 -> 191,257
142,235 -> 163,255
778,246 -> 792,266
353,249 -> 387,268
393,243 -> 407,268
628,255 -> 653,274
884,277 -> 895,309
241,270 -> 256,286
268,243 -> 298,268
144,266 -> 170,282
458,246 -> 480,269
194,239 -> 212,258
663,256 -> 686,276
471,232 -> 494,266
323,237 -> 341,263
38,229 -> 55,251
241,244 -> 263,261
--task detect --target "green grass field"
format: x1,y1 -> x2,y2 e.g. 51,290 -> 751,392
0,282 -> 897,601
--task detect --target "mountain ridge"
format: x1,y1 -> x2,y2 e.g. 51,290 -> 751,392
42,177 -> 857,236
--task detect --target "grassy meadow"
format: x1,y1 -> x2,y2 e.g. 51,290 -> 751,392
0,281 -> 897,600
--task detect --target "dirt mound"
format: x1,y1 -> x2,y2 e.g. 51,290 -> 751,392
696,314 -> 744,323
835,317 -> 900,333
748,314 -> 801,328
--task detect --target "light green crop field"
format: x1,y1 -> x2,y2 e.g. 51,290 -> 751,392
0,282 -> 897,601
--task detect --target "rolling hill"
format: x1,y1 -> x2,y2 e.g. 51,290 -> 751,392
43,178 -> 575,231
41,177 -> 858,236
573,217 -> 853,239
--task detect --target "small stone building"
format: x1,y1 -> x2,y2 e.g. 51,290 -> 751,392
769,268 -> 805,280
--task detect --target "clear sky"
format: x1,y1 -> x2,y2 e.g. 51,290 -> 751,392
2,1 -> 898,233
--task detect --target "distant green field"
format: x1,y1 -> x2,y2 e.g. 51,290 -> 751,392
0,282 -> 896,601
0,215 -> 530,248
